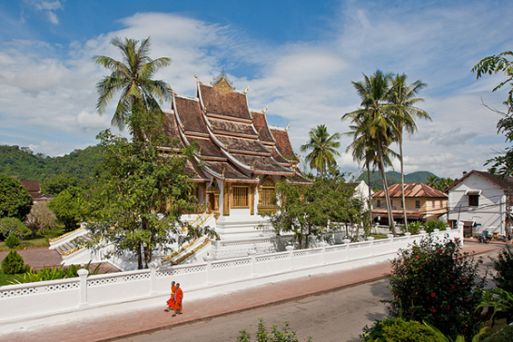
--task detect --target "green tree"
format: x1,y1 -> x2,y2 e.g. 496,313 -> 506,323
300,125 -> 341,178
344,70 -> 397,232
42,173 -> 78,196
95,37 -> 172,142
49,186 -> 89,231
472,50 -> 513,176
237,320 -> 309,342
269,177 -> 362,248
88,130 -> 216,269
0,217 -> 31,239
388,74 -> 430,230
0,175 -> 32,220
2,250 -> 28,274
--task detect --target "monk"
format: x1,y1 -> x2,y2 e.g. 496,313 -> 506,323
165,281 -> 176,312
173,283 -> 183,317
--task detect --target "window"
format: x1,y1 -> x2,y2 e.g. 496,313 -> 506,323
259,186 -> 276,207
232,186 -> 249,208
468,194 -> 479,207
415,199 -> 421,209
377,199 -> 382,208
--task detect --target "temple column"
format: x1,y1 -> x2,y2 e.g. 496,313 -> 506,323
223,182 -> 230,216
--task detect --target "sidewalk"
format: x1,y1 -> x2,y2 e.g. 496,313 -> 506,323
0,242 -> 501,342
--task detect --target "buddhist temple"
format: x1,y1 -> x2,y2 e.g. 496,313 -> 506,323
162,75 -> 310,218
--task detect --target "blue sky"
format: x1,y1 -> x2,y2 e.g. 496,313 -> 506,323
1,0 -> 512,177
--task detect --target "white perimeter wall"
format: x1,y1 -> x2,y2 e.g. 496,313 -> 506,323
0,229 -> 462,324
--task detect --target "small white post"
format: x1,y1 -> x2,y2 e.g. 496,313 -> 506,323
343,239 -> 351,261
286,245 -> 294,271
367,236 -> 375,245
148,262 -> 158,296
387,234 -> 394,241
457,221 -> 464,247
248,249 -> 256,278
77,268 -> 89,308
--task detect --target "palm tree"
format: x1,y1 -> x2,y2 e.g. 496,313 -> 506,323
95,37 -> 172,142
389,74 -> 430,230
344,70 -> 397,233
300,124 -> 341,178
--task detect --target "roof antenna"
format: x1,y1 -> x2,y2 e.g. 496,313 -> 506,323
243,86 -> 249,94
262,105 -> 268,114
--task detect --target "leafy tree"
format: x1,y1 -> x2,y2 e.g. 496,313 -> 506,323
0,175 -> 32,220
49,186 -> 89,231
387,238 -> 485,339
300,125 -> 340,178
269,176 -> 363,248
0,217 -> 32,239
388,74 -> 430,229
472,50 -> 513,176
5,233 -> 20,249
2,250 -> 28,274
344,70 -> 397,233
95,37 -> 172,142
426,176 -> 455,192
87,130 -> 216,269
42,173 -> 78,196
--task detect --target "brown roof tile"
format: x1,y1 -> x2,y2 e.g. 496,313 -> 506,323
187,136 -> 225,159
199,84 -> 251,120
216,135 -> 270,155
251,112 -> 275,144
174,96 -> 208,134
270,128 -> 298,162
207,118 -> 258,137
373,183 -> 448,198
232,153 -> 294,175
203,161 -> 256,182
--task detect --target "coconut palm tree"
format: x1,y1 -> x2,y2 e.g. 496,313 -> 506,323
300,124 -> 341,178
389,74 -> 430,230
344,70 -> 397,233
95,37 -> 172,142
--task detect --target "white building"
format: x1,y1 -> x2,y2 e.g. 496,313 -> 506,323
350,180 -> 372,210
447,170 -> 513,237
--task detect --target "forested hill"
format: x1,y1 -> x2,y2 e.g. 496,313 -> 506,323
357,170 -> 437,190
0,145 -> 104,181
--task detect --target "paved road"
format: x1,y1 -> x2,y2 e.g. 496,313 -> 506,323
118,279 -> 390,342
117,246 -> 502,342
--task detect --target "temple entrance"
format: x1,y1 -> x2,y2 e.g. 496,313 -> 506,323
206,183 -> 220,215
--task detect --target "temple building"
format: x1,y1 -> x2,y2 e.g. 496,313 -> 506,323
162,75 -> 310,219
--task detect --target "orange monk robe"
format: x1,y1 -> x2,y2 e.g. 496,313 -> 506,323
174,287 -> 183,312
166,284 -> 177,309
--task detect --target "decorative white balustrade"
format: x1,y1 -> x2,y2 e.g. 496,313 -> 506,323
0,228 -> 462,324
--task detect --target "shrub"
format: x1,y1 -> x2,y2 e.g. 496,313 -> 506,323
361,318 -> 438,341
408,221 -> 423,234
0,175 -> 32,220
25,202 -> 57,234
387,238 -> 485,339
494,245 -> 513,293
1,250 -> 28,274
424,220 -> 446,233
4,233 -> 20,249
481,325 -> 513,342
0,217 -> 31,239
236,320 -> 310,342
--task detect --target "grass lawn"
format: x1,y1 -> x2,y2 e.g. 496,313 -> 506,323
0,271 -> 25,286
0,226 -> 65,252
369,233 -> 388,240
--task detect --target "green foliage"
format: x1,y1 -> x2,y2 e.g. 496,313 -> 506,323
0,145 -> 104,183
49,186 -> 89,231
269,176 -> 363,248
481,324 -> 513,342
5,234 -> 20,249
424,220 -> 447,233
0,175 -> 32,220
1,250 -> 27,274
300,125 -> 340,177
42,173 -> 78,196
236,320 -> 309,342
357,171 -> 438,190
426,175 -> 455,192
87,130 -> 216,269
0,217 -> 32,239
361,318 -> 439,341
478,288 -> 513,325
408,221 -> 423,234
494,245 -> 513,293
11,265 -> 80,284
387,238 -> 485,339
472,50 -> 513,176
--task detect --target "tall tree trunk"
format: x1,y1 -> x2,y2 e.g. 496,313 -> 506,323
366,161 -> 373,235
378,152 -> 395,234
137,241 -> 143,269
399,136 -> 408,232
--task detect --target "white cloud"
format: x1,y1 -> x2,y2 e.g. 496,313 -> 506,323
1,3 -> 513,178
25,0 -> 62,25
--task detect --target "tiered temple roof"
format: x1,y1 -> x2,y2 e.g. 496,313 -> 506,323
165,76 -> 309,184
